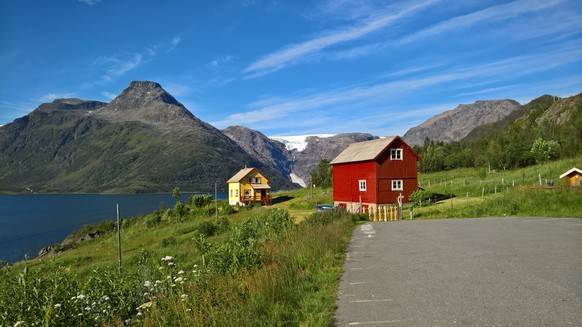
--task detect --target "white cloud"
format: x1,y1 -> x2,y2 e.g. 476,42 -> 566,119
166,36 -> 182,53
400,0 -> 565,44
102,54 -> 143,81
78,0 -> 101,6
216,44 -> 582,127
163,82 -> 193,96
101,91 -> 117,100
244,0 -> 439,77
208,55 -> 234,68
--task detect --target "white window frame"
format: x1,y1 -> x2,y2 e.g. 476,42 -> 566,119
358,179 -> 367,191
390,148 -> 403,160
391,179 -> 403,191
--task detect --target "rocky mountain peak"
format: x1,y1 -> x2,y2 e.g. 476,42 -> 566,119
404,99 -> 522,145
97,81 -> 196,127
110,80 -> 181,107
35,99 -> 107,113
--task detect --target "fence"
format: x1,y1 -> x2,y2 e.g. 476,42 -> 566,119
364,204 -> 402,222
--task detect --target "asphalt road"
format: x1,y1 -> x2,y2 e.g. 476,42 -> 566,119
335,217 -> 582,326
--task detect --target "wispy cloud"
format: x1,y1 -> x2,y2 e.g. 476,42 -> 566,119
83,35 -> 182,88
166,36 -> 182,53
243,0 -> 439,77
208,55 -> 234,68
400,0 -> 564,44
216,44 -> 582,128
101,91 -> 117,100
78,0 -> 101,6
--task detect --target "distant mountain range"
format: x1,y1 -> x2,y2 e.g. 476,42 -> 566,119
0,81 -> 294,193
0,80 -> 578,193
403,99 -> 522,145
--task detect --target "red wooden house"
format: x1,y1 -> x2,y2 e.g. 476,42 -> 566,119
330,136 -> 419,213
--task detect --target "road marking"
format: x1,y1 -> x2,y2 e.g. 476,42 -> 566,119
348,320 -> 404,325
349,282 -> 368,285
350,267 -> 364,270
361,223 -> 376,235
350,299 -> 393,303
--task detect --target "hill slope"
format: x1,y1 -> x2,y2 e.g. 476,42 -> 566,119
0,81 -> 294,193
404,99 -> 522,145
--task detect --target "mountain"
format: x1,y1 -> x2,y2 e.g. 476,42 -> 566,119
0,81 -> 295,193
403,99 -> 522,145
222,126 -> 293,177
223,130 -> 377,186
289,133 -> 377,185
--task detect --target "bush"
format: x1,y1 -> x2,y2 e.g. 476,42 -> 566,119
190,194 -> 213,208
409,189 -> 437,206
145,212 -> 162,228
196,221 -> 218,237
220,202 -> 236,215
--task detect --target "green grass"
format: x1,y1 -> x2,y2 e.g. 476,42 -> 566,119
412,156 -> 582,219
419,155 -> 582,197
0,195 -> 357,326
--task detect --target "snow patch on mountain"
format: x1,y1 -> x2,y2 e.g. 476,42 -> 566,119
270,134 -> 335,151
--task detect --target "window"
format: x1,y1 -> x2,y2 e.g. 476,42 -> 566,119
230,190 -> 233,197
358,180 -> 367,191
256,177 -> 261,184
235,189 -> 239,197
390,148 -> 403,160
391,180 -> 403,191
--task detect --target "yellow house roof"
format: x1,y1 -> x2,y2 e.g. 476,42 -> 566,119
227,168 -> 256,183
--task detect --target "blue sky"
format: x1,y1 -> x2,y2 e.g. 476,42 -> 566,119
1,0 -> 581,136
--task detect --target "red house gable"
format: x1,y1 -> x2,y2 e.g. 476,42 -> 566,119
330,136 -> 419,212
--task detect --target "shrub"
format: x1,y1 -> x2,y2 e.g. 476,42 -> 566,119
409,189 -> 436,206
305,209 -> 365,225
190,194 -> 213,208
220,202 -> 236,215
145,212 -> 162,228
196,221 -> 218,237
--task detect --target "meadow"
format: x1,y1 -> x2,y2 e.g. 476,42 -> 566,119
1,157 -> 580,326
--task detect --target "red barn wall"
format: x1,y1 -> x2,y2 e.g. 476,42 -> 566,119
332,161 -> 377,203
375,138 -> 418,203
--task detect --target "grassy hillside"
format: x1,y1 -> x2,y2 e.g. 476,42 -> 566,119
412,155 -> 582,218
1,158 -> 580,325
0,192 -> 359,326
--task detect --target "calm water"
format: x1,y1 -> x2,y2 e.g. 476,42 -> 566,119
0,193 -> 226,263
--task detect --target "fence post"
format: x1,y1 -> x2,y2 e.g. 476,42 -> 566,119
116,203 -> 122,274
538,173 -> 542,186
482,187 -> 485,199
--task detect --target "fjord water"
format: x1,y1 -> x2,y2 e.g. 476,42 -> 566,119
0,193 -> 225,263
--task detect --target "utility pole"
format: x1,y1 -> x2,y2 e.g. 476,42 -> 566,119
116,203 -> 122,274
215,181 -> 218,219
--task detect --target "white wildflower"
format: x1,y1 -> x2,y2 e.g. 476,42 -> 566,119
101,295 -> 110,301
85,306 -> 91,311
144,280 -> 153,288
171,283 -> 176,287
125,319 -> 132,325
166,275 -> 171,279
180,294 -> 188,301
167,262 -> 175,266
137,312 -> 142,317
161,255 -> 174,261
178,270 -> 184,275
138,301 -> 153,310
193,264 -> 198,268
76,294 -> 86,300
174,276 -> 184,283
54,303 -> 62,309
155,280 -> 162,285
14,321 -> 24,327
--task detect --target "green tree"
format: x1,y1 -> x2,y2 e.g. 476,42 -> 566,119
172,186 -> 182,205
530,138 -> 560,163
310,159 -> 332,187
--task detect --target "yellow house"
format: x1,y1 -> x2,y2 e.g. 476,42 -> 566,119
559,167 -> 582,187
227,167 -> 272,206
